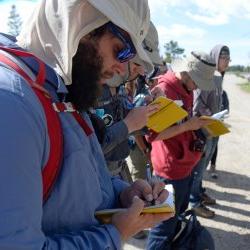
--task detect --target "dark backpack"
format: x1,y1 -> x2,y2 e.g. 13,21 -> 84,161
171,210 -> 215,250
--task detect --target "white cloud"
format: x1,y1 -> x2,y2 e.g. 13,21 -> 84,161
148,0 -> 185,15
186,11 -> 229,25
157,23 -> 206,43
156,24 -> 207,57
155,23 -> 250,65
147,0 -> 187,24
228,38 -> 250,48
188,0 -> 250,25
148,0 -> 250,25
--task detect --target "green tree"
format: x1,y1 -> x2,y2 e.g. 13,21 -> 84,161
7,5 -> 22,37
163,40 -> 185,63
228,65 -> 245,72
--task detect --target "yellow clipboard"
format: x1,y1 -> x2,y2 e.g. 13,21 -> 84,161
200,116 -> 230,137
147,96 -> 188,133
95,204 -> 174,224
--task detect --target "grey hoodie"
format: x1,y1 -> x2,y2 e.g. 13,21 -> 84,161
210,44 -> 229,67
193,44 -> 229,116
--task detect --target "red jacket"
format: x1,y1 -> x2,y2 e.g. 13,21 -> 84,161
149,71 -> 202,180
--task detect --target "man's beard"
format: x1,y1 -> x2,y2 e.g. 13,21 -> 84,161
66,41 -> 103,112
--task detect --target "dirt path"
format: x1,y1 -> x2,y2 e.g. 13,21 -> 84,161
124,74 -> 250,250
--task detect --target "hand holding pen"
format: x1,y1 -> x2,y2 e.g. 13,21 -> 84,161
119,177 -> 168,209
145,163 -> 166,206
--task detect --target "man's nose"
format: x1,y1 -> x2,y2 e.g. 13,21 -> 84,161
113,61 -> 128,76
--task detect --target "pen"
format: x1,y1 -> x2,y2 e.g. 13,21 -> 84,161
146,163 -> 155,206
146,163 -> 152,183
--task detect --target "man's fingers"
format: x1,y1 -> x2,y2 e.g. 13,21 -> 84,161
151,87 -> 165,98
155,189 -> 168,205
127,196 -> 145,217
152,181 -> 165,201
202,120 -> 213,126
133,179 -> 153,202
144,95 -> 153,104
199,117 -> 213,126
146,104 -> 160,116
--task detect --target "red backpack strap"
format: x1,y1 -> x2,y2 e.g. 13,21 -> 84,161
0,46 -> 63,203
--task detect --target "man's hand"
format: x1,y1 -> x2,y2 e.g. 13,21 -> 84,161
119,179 -> 168,208
143,87 -> 165,105
182,116 -> 212,132
123,104 -> 159,133
112,196 -> 174,241
151,86 -> 165,99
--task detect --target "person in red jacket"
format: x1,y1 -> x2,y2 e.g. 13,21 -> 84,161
146,51 -> 216,250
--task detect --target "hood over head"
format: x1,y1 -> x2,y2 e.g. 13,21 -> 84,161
210,44 -> 230,69
17,0 -> 151,85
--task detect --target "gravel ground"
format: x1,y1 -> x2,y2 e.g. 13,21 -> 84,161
123,74 -> 250,250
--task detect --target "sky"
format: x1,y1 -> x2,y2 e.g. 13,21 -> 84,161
0,0 -> 249,66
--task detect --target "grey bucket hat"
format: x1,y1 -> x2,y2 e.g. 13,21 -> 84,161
171,51 -> 216,91
144,21 -> 163,66
133,21 -> 163,74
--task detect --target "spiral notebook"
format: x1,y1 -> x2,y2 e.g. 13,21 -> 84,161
95,184 -> 175,224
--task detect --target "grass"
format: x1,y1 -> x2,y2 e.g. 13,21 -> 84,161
234,72 -> 250,93
238,82 -> 250,93
234,72 -> 245,79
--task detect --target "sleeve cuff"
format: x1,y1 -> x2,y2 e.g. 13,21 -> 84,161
104,224 -> 122,250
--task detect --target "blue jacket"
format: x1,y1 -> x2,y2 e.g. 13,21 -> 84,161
0,34 -> 128,250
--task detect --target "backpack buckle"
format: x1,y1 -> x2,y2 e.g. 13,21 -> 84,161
53,102 -> 76,112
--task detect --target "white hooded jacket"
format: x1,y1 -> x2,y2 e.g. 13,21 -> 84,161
17,0 -> 152,85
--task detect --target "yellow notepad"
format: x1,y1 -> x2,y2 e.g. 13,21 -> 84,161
200,116 -> 230,137
95,185 -> 175,224
147,96 -> 188,133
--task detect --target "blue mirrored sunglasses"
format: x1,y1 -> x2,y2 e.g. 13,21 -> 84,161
106,22 -> 136,63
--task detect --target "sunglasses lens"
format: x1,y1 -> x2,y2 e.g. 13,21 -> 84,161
107,22 -> 136,62
117,48 -> 135,63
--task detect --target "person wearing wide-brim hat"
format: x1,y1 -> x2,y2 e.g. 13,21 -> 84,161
146,51 -> 216,249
